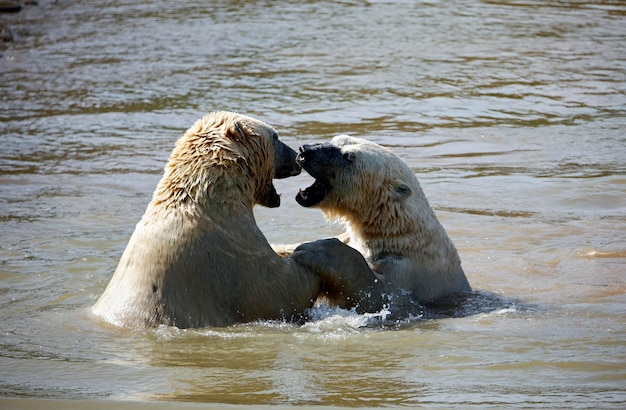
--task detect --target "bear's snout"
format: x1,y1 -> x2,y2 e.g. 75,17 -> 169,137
295,150 -> 310,165
274,141 -> 301,179
296,142 -> 330,166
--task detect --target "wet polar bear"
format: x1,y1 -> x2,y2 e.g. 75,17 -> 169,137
295,135 -> 471,306
92,112 -> 377,328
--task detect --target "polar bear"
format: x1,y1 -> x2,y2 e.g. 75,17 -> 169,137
91,113 -> 378,328
295,135 -> 471,305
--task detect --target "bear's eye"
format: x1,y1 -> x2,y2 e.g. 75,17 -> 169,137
343,152 -> 356,163
272,133 -> 278,140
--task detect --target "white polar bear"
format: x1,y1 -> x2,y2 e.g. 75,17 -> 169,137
295,135 -> 471,305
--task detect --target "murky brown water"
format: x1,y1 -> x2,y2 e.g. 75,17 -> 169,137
1,0 -> 625,408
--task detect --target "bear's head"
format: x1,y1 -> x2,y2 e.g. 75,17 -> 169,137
154,111 -> 300,210
296,135 -> 418,227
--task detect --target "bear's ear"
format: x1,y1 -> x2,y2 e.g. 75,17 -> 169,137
231,120 -> 247,141
392,180 -> 412,200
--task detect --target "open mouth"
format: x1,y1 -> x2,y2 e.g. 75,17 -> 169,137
296,179 -> 327,207
295,149 -> 329,207
263,183 -> 282,208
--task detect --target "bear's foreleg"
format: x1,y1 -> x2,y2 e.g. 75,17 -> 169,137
291,238 -> 386,313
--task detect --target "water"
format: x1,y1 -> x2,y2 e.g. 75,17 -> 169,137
1,0 -> 625,408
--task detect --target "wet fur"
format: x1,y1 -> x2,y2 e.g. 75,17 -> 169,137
92,112 -> 322,328
297,135 -> 471,303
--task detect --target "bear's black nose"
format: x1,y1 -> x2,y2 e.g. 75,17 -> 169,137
297,142 -> 337,167
296,151 -> 308,165
297,143 -> 318,163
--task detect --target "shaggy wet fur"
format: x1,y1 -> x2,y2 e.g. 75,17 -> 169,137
92,112 -> 321,328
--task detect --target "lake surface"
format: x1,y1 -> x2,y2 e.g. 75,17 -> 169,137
1,0 -> 625,408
